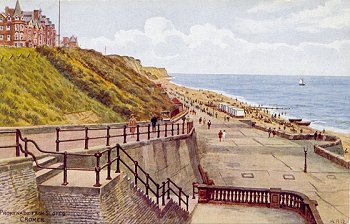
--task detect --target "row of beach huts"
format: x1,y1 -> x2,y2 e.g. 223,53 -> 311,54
218,103 -> 245,118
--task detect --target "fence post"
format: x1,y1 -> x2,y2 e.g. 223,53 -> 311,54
136,125 -> 140,141
182,120 -> 185,134
171,123 -> 174,136
94,152 -> 102,187
162,181 -> 166,206
146,173 -> 149,196
106,126 -> 110,146
186,195 -> 189,211
123,125 -> 127,143
134,161 -> 138,186
177,123 -> 180,135
167,178 -> 170,199
116,144 -> 120,173
164,124 -> 167,137
179,187 -> 182,207
15,130 -> 20,157
62,151 -> 68,186
84,127 -> 89,150
56,127 -> 60,152
147,124 -> 151,140
156,184 -> 160,205
106,148 -> 112,180
157,124 -> 160,138
24,138 -> 28,158
192,182 -> 196,199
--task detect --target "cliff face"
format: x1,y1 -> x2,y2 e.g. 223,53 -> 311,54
0,48 -> 173,126
110,55 -> 170,80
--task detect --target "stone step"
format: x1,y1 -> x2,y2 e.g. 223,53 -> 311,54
33,156 -> 57,172
36,163 -> 63,185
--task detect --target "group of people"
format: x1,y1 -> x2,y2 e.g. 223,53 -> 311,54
218,130 -> 226,142
198,117 -> 212,129
268,127 -> 277,137
128,114 -> 159,137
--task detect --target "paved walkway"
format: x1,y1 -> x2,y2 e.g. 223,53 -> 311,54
189,108 -> 349,224
191,204 -> 304,224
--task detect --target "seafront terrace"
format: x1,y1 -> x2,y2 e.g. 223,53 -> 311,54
188,105 -> 349,223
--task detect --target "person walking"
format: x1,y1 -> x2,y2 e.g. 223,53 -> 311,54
272,128 -> 276,137
199,117 -> 202,124
268,127 -> 272,138
222,130 -> 226,141
218,130 -> 223,142
314,131 -> 318,140
151,114 -> 157,132
203,118 -> 206,126
207,120 -> 211,129
227,116 -> 230,122
128,114 -> 137,137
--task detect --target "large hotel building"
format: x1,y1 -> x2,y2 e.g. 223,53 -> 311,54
0,0 -> 56,48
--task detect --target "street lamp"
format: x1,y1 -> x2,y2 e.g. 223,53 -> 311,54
303,146 -> 308,173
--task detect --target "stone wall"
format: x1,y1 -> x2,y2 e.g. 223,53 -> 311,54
101,175 -> 188,224
38,174 -> 189,223
0,158 -> 45,223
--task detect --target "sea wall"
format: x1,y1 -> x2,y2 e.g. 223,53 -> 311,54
64,130 -> 201,195
39,174 -> 189,223
0,158 -> 45,223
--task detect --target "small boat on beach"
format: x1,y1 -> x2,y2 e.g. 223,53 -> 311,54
296,121 -> 311,126
289,118 -> 302,123
299,79 -> 305,86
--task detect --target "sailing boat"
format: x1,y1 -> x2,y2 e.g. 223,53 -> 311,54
299,78 -> 305,86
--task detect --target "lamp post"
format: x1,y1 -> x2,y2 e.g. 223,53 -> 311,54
303,146 -> 308,173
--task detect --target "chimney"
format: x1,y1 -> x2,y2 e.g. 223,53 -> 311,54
34,10 -> 39,20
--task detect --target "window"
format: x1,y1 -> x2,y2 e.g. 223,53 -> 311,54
15,16 -> 19,21
20,24 -> 24,31
0,26 -> 3,30
7,35 -> 10,41
28,29 -> 31,34
0,35 -> 3,40
0,18 -> 3,22
15,24 -> 19,31
14,43 -> 17,47
20,33 -> 23,40
15,33 -> 18,40
6,25 -> 10,30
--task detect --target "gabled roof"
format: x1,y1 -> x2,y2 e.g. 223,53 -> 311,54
13,0 -> 22,17
171,97 -> 182,105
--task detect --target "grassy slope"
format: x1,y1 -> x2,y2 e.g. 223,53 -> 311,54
0,48 -> 119,126
37,47 -> 173,119
0,47 -> 173,126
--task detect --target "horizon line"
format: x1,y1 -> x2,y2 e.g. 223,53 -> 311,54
169,72 -> 350,77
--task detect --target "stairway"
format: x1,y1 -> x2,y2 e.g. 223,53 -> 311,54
33,156 -> 63,184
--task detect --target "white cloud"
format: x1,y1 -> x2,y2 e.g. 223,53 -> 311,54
79,16 -> 350,76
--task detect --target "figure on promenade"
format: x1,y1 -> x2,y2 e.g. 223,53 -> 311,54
203,118 -> 206,125
314,131 -> 318,140
227,116 -> 230,122
218,130 -> 223,142
128,114 -> 137,137
268,127 -> 272,138
272,128 -> 276,137
151,114 -> 158,132
215,112 -> 218,118
199,117 -> 202,124
224,116 -> 226,122
222,130 -> 226,141
207,120 -> 211,129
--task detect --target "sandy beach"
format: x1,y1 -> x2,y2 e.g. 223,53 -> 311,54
158,77 -> 350,160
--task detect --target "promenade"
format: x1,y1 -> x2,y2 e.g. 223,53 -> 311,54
188,107 -> 349,223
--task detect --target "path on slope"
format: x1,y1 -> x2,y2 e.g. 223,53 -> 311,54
188,108 -> 349,224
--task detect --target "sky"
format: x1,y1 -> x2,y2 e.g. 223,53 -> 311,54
1,0 -> 350,76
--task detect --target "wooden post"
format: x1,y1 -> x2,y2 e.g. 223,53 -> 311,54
84,127 -> 89,149
62,151 -> 68,186
15,130 -> 20,157
171,123 -> 174,136
123,125 -> 127,143
162,182 -> 166,206
157,124 -> 160,138
136,125 -> 140,141
94,152 -> 102,187
56,127 -> 60,152
106,126 -> 110,146
134,161 -> 138,185
165,123 -> 168,137
106,148 -> 112,180
147,124 -> 150,140
116,144 -> 120,173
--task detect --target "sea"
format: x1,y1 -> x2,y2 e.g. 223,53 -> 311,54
170,74 -> 350,134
